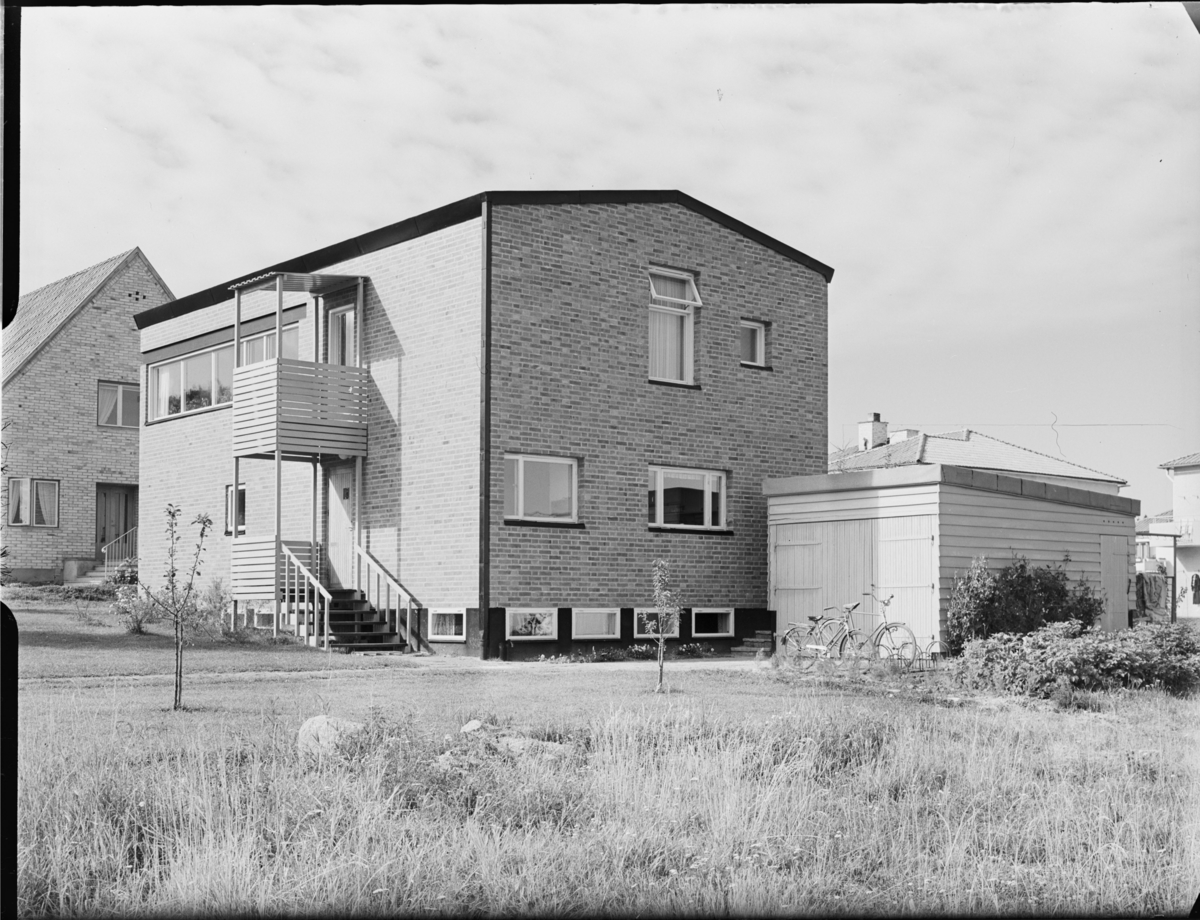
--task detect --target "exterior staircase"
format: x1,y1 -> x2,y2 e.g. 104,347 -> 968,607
312,588 -> 406,653
729,630 -> 775,659
64,563 -> 107,587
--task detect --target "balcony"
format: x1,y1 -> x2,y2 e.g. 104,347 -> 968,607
232,358 -> 368,461
231,536 -> 315,601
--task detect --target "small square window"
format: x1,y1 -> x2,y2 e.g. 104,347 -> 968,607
572,608 -> 620,640
507,608 -> 558,641
225,484 -> 246,536
429,608 -> 466,642
98,382 -> 140,428
634,608 -> 681,640
505,455 -> 577,522
692,608 -> 734,638
740,321 -> 766,366
648,466 -> 726,530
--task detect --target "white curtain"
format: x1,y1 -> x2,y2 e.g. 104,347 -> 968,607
576,611 -> 616,637
97,384 -> 119,425
651,274 -> 689,301
34,481 -> 57,527
649,309 -> 684,380
9,479 -> 28,524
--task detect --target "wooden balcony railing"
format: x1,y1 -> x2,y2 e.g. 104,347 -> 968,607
232,358 -> 367,459
230,536 -> 316,601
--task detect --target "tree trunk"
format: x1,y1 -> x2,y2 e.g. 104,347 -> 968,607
174,618 -> 183,710
655,636 -> 665,693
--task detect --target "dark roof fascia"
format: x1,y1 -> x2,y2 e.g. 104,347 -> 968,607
135,190 -> 834,331
3,248 -> 140,387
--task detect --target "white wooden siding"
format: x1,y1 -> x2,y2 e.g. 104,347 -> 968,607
231,536 -> 314,600
768,482 -> 940,524
937,484 -> 1134,627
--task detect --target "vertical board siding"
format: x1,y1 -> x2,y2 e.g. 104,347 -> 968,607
873,515 -> 938,644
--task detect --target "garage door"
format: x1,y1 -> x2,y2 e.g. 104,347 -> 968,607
771,516 -> 937,640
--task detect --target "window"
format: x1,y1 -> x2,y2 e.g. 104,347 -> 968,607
648,466 -> 726,529
504,455 -> 577,522
429,608 -> 466,642
692,608 -> 734,638
328,307 -> 356,366
740,321 -> 766,366
648,269 -> 700,384
149,325 -> 300,421
634,608 -> 680,639
572,608 -> 620,640
8,478 -> 58,527
98,382 -> 140,428
507,608 -> 558,640
225,484 -> 246,536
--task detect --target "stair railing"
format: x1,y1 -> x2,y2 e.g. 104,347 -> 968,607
280,543 -> 333,651
102,526 -> 138,581
353,544 -> 421,650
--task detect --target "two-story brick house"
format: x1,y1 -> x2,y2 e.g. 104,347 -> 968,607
134,191 -> 832,658
3,249 -> 173,583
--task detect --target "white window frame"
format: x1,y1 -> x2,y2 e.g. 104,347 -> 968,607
506,607 -> 559,641
225,484 -> 246,536
648,269 -> 700,385
429,608 -> 466,643
97,382 -> 140,428
8,477 -> 59,527
504,454 -> 578,523
238,323 -> 300,366
327,306 -> 357,366
149,343 -> 233,421
634,608 -> 681,640
648,466 -> 727,530
692,608 -> 735,638
571,608 -> 621,641
739,321 -> 766,367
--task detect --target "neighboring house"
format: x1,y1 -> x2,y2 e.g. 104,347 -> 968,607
133,190 -> 833,658
764,414 -> 1138,644
1137,451 -> 1200,620
2,249 -> 173,583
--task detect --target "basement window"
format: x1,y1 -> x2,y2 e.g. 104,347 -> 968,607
507,608 -> 558,641
429,609 -> 466,642
572,608 -> 620,640
692,608 -> 734,638
634,608 -> 680,640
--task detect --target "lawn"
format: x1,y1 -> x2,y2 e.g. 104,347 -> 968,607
13,601 -> 1200,916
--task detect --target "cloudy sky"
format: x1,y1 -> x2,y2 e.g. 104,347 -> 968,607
18,4 -> 1200,513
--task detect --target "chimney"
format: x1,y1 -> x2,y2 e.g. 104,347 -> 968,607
858,412 -> 888,451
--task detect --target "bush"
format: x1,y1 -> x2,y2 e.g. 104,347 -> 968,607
675,643 -> 717,658
945,555 -> 1106,655
106,557 -> 138,585
958,621 -> 1200,697
110,585 -> 160,635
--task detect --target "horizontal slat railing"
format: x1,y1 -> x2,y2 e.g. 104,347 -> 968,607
102,526 -> 138,580
281,542 -> 333,651
231,536 -> 313,600
232,358 -> 368,458
354,545 -> 421,651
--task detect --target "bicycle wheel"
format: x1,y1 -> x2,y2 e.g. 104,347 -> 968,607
925,639 -> 950,672
838,629 -> 873,675
877,623 -> 918,670
782,626 -> 816,670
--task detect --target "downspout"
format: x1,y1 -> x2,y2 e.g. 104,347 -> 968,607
478,195 -> 493,658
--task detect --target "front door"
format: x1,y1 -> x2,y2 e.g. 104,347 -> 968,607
327,467 -> 355,589
1100,534 -> 1131,630
96,486 -> 137,559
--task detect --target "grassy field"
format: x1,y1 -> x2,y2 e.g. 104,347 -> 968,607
13,602 -> 1200,916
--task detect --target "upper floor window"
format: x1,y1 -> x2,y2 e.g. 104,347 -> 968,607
98,382 -> 140,428
648,269 -> 700,385
240,325 -> 300,366
328,307 -> 356,366
740,321 -> 766,367
648,466 -> 726,530
504,454 -> 577,523
8,478 -> 58,527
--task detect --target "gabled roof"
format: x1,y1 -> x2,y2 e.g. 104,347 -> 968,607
4,248 -> 172,386
1160,451 -> 1200,470
828,429 -> 1125,485
135,189 -> 835,330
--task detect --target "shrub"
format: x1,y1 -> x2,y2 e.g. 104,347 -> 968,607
958,621 -> 1200,697
106,557 -> 138,585
626,643 -> 658,660
110,585 -> 160,635
675,642 -> 717,659
945,555 -> 1106,655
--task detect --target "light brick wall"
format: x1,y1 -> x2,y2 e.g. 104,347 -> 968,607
487,201 -> 828,608
3,255 -> 170,580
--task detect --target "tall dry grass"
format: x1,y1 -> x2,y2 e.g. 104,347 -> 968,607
18,686 -> 1200,916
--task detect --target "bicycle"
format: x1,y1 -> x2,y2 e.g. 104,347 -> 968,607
780,602 -> 872,673
856,589 -> 918,670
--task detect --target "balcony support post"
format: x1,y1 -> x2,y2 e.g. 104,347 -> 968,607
273,275 -> 283,639
354,454 -> 362,595
232,288 -> 242,630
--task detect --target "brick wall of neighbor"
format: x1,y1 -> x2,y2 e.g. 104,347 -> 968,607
139,306 -> 316,597
487,201 -> 828,608
138,217 -> 482,608
3,255 -> 171,581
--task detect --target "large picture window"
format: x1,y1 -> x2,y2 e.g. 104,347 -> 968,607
8,478 -> 59,527
648,466 -> 726,530
98,382 -> 140,428
504,455 -> 577,523
648,269 -> 700,384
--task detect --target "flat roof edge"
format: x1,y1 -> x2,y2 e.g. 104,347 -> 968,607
764,464 -> 1140,516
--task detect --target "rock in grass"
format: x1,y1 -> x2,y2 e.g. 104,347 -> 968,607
460,719 -> 483,734
298,715 -> 365,760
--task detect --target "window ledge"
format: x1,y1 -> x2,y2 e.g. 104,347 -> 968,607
648,527 -> 735,536
503,519 -> 585,529
739,363 -> 774,372
145,402 -> 231,426
648,379 -> 701,390
506,635 -> 559,642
